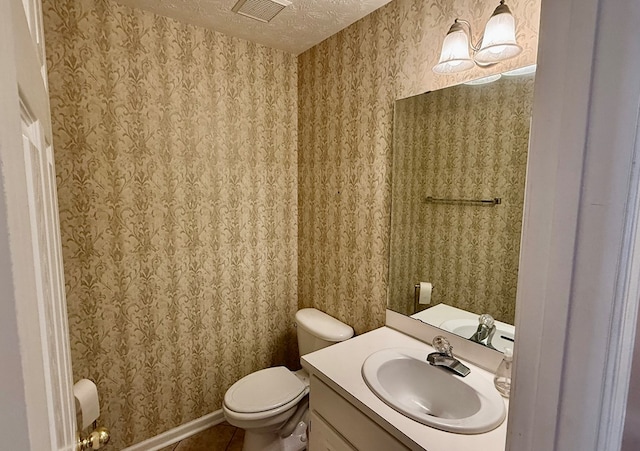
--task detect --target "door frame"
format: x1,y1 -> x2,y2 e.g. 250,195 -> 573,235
508,0 -> 640,450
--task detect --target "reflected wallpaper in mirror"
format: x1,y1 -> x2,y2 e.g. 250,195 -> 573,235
388,71 -> 535,342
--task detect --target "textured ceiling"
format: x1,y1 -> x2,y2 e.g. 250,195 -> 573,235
114,0 -> 394,54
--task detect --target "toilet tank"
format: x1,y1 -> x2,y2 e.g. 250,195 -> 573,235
295,308 -> 354,356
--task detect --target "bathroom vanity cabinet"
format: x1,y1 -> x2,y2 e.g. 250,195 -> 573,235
301,326 -> 508,451
309,375 -> 408,450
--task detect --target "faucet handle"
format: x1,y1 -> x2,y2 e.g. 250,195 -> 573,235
432,336 -> 453,357
478,313 -> 495,328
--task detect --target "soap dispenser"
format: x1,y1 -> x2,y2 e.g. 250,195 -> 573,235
494,347 -> 513,398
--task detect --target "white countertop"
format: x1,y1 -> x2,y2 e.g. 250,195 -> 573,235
301,326 -> 508,451
411,303 -> 482,325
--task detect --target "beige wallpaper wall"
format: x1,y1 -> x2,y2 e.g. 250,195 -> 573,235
43,0 -> 539,447
298,0 -> 540,334
43,0 -> 298,448
388,75 -> 535,324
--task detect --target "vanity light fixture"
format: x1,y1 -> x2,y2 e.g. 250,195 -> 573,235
433,0 -> 522,75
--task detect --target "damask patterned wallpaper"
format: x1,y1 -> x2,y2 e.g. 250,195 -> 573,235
43,0 -> 298,448
43,0 -> 539,447
388,75 -> 535,324
297,0 -> 540,334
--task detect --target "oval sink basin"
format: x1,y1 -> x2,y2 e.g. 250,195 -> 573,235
362,348 -> 505,434
439,318 -> 515,353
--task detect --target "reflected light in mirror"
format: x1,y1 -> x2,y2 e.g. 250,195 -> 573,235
464,74 -> 502,85
502,64 -> 537,76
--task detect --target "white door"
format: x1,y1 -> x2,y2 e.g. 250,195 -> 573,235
0,0 -> 76,450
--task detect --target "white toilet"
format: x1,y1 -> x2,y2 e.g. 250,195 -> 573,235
223,308 -> 354,451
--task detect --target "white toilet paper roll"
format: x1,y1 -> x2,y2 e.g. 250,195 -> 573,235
74,379 -> 100,430
418,282 -> 433,305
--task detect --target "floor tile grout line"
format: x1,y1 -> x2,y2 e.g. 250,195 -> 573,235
225,427 -> 239,451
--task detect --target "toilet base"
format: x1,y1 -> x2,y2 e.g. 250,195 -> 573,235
242,420 -> 308,451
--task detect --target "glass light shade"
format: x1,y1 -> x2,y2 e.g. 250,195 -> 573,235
464,74 -> 502,85
475,8 -> 522,65
432,27 -> 475,74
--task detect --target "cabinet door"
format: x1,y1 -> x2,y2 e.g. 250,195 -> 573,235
309,376 -> 410,450
309,411 -> 356,451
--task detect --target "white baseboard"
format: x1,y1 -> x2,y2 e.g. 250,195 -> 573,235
122,410 -> 225,451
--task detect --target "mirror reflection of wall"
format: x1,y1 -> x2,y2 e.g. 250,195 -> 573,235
388,70 -> 535,334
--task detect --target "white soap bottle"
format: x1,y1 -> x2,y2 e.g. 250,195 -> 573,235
494,347 -> 513,398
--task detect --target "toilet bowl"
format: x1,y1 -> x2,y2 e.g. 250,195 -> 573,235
223,367 -> 310,451
223,308 -> 353,451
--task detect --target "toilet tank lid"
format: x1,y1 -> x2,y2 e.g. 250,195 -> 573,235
295,308 -> 354,342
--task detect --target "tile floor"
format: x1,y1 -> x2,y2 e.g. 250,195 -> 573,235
159,422 -> 244,451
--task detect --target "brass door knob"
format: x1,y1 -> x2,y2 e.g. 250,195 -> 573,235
77,427 -> 110,450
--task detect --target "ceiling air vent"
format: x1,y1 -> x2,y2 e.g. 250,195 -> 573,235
231,0 -> 292,23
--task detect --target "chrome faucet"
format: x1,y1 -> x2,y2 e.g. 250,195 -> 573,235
427,336 -> 471,377
469,314 -> 497,350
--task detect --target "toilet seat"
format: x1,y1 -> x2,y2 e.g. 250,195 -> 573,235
223,366 -> 308,421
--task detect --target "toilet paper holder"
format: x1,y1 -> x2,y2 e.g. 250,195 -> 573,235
414,283 -> 434,311
73,378 -> 110,450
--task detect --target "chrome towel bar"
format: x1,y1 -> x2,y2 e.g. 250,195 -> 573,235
425,196 -> 502,206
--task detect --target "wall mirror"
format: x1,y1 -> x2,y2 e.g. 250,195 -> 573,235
387,66 -> 535,354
